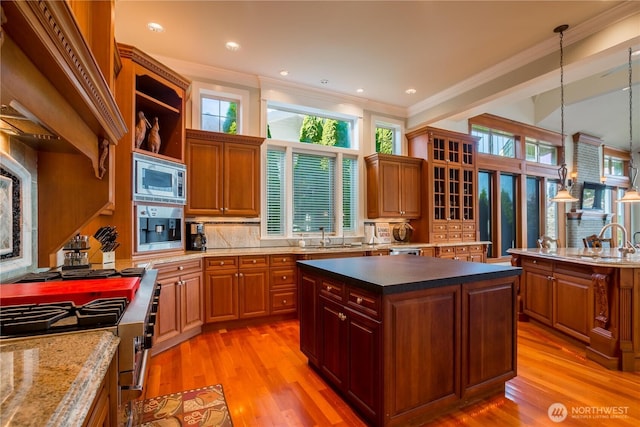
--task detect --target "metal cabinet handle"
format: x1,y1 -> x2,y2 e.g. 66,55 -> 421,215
282,276 -> 287,280
178,265 -> 184,271
252,259 -> 257,264
239,273 -> 244,277
220,261 -> 225,266
326,285 -> 332,291
282,299 -> 287,304
338,313 -> 347,321
356,297 -> 363,304
282,258 -> 287,262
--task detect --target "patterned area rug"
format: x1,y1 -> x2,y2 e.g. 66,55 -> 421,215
137,384 -> 233,427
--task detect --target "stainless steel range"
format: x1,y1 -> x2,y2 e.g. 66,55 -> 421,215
0,268 -> 160,426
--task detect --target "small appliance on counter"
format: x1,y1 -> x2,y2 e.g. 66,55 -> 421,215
185,222 -> 207,251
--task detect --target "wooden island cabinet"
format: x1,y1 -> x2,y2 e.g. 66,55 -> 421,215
298,255 -> 521,426
510,248 -> 640,371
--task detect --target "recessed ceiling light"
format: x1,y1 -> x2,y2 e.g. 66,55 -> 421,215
147,22 -> 164,33
320,79 -> 329,85
405,88 -> 416,95
356,88 -> 364,93
225,41 -> 240,51
280,70 -> 289,76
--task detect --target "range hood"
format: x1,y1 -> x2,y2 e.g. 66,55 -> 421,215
1,0 -> 127,176
0,102 -> 62,143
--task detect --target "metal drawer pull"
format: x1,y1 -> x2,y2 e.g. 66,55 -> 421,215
356,297 -> 363,304
178,265 -> 184,271
282,276 -> 287,280
252,259 -> 257,264
326,285 -> 332,291
220,261 -> 225,266
282,299 -> 287,304
338,313 -> 346,321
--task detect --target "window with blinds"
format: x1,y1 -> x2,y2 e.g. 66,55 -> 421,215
293,153 -> 335,233
266,149 -> 285,235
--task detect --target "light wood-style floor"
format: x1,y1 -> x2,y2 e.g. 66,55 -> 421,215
144,320 -> 640,426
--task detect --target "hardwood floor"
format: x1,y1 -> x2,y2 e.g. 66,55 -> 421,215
144,320 -> 640,426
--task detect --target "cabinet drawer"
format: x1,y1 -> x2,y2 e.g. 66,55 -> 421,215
433,223 -> 447,232
346,287 -> 381,320
522,258 -> 553,271
240,255 -> 269,268
270,254 -> 297,266
448,231 -> 462,240
271,268 -> 296,288
462,222 -> 475,231
431,233 -> 448,242
455,245 -> 469,254
468,244 -> 484,253
439,247 -> 455,256
271,290 -> 297,313
447,222 -> 462,232
319,279 -> 344,302
462,232 -> 477,241
205,256 -> 238,270
156,258 -> 203,276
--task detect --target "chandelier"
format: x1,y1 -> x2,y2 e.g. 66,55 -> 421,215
550,24 -> 578,203
619,47 -> 640,203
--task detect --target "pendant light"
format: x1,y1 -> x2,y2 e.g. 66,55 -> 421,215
619,47 -> 640,202
550,24 -> 578,203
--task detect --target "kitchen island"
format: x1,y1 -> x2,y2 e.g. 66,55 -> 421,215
297,255 -> 521,427
0,330 -> 119,426
509,247 -> 640,372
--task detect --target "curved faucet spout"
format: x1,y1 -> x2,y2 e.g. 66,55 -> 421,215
598,223 -> 636,256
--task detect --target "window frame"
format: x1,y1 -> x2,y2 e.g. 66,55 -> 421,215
190,82 -> 249,134
371,115 -> 403,155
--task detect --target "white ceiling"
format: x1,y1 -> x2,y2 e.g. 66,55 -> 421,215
114,1 -> 640,149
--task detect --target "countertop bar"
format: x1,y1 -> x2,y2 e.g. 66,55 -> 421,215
0,330 -> 119,427
297,254 -> 521,294
508,247 -> 640,267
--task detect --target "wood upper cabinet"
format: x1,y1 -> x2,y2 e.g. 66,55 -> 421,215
407,126 -> 479,243
186,130 -> 264,217
365,153 -> 422,219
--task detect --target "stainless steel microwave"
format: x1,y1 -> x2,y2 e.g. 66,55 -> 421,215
133,152 -> 186,205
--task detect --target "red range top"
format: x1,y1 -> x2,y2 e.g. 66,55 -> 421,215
0,277 -> 141,306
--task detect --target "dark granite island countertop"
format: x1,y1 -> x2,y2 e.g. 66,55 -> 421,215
297,254 -> 521,294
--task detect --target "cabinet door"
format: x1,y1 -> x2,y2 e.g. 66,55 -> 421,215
553,272 -> 593,343
155,275 -> 181,344
205,270 -> 238,323
522,267 -> 553,325
319,297 -> 348,389
186,139 -> 223,215
400,161 -> 421,218
239,268 -> 269,318
180,271 -> 204,334
379,160 -> 402,217
224,142 -> 261,216
346,308 -> 381,423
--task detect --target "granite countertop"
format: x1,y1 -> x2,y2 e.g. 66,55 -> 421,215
121,241 -> 491,270
508,247 -> 640,267
298,255 -> 521,294
0,330 -> 119,427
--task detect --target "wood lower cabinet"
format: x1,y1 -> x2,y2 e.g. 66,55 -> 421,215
205,256 -> 269,323
153,259 -> 204,354
83,354 -> 117,427
435,243 -> 486,262
270,255 -> 297,314
519,257 -> 594,343
186,130 -> 264,216
299,267 -> 517,427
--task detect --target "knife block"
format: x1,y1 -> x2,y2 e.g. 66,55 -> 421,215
88,236 -> 116,267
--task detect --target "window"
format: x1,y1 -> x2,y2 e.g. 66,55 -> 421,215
375,125 -> 394,154
526,177 -> 541,248
545,181 -> 560,239
191,82 -> 248,134
266,147 -> 357,237
267,105 -> 355,148
478,172 -> 492,257
201,96 -> 238,133
525,138 -> 557,165
603,155 -> 625,176
472,125 -> 515,157
500,174 -> 517,256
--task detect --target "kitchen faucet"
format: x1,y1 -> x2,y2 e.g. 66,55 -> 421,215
598,223 -> 636,257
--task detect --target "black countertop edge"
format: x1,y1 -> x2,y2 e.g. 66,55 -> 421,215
297,259 -> 521,295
